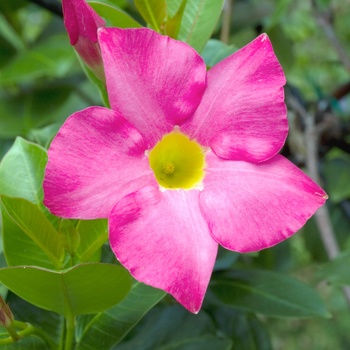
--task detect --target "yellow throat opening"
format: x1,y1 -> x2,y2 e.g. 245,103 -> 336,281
149,131 -> 206,189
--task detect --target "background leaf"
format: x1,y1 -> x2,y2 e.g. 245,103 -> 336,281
177,0 -> 224,52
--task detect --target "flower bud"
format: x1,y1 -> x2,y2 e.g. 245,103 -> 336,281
0,296 -> 14,329
62,0 -> 106,80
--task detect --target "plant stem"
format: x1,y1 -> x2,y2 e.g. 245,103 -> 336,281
64,313 -> 76,350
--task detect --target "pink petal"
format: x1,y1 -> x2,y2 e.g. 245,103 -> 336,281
200,152 -> 327,253
44,107 -> 157,219
182,34 -> 287,163
98,27 -> 207,148
109,186 -> 218,313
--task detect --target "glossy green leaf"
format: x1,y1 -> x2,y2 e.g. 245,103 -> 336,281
134,0 -> 167,32
210,269 -> 330,318
0,263 -> 132,316
177,0 -> 224,52
76,283 -> 166,349
90,2 -> 142,28
0,138 -> 47,204
201,39 -> 236,67
76,219 -> 108,262
1,196 -> 64,269
114,305 -> 232,350
317,251 -> 350,285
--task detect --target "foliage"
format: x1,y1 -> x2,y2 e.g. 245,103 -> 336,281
0,0 -> 350,349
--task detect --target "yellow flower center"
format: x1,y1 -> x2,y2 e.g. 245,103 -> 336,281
149,131 -> 206,189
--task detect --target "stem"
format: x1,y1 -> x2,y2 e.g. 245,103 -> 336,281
64,313 -> 76,350
220,0 -> 233,44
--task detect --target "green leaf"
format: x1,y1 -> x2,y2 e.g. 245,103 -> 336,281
210,269 -> 330,318
89,2 -> 142,28
2,207 -> 58,269
201,39 -> 236,67
317,251 -> 350,285
134,0 -> 167,32
1,196 -> 64,269
0,138 -> 47,204
164,0 -> 187,38
114,305 -> 232,350
0,263 -> 132,316
76,219 -> 108,262
0,335 -> 48,349
59,220 -> 81,256
76,283 -> 166,349
177,0 -> 225,52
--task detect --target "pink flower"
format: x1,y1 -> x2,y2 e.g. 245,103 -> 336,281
62,0 -> 105,80
44,28 -> 327,313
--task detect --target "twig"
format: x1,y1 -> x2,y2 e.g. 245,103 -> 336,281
27,0 -> 63,17
220,0 -> 233,44
287,95 -> 350,306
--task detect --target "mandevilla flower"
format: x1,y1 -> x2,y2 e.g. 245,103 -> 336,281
44,28 -> 327,313
62,0 -> 105,80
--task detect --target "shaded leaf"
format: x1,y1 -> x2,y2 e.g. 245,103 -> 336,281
165,0 -> 187,38
210,269 -> 329,318
76,283 -> 165,349
115,305 -> 231,350
0,263 -> 132,316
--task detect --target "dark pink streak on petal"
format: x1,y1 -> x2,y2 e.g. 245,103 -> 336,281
200,152 -> 327,252
182,34 -> 287,163
109,187 -> 218,313
44,107 -> 156,219
98,27 -> 207,148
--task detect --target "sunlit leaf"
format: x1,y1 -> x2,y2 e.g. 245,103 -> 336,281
0,264 -> 132,316
0,138 -> 46,204
1,196 -> 64,269
90,2 -> 142,28
134,0 -> 166,32
177,0 -> 224,52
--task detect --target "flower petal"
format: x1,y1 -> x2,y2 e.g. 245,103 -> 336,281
44,107 -> 156,219
182,34 -> 287,163
98,27 -> 207,148
109,186 -> 218,313
200,152 -> 327,252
